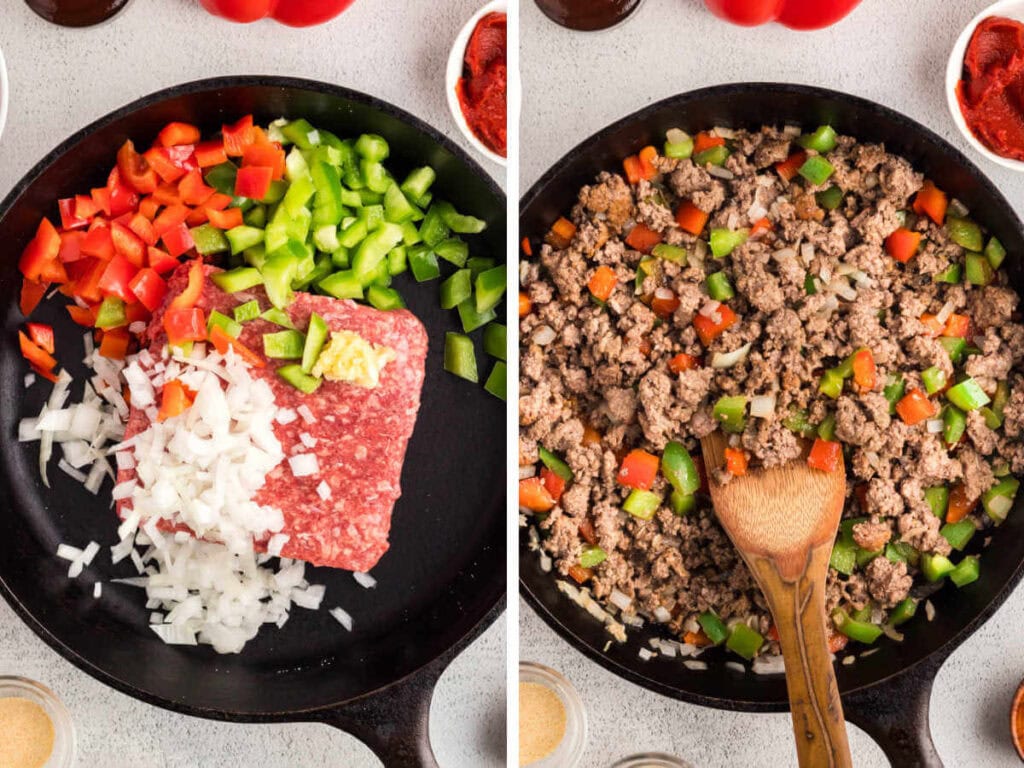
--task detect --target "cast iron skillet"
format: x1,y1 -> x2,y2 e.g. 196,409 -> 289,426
520,83 -> 1024,768
0,76 -> 506,768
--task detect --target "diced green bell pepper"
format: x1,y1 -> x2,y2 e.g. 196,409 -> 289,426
206,310 -> 242,339
352,222 -> 404,280
475,265 -> 507,313
484,361 -> 506,401
941,519 -> 976,551
670,489 -> 697,516
483,323 -> 506,360
829,536 -> 857,576
925,485 -> 950,518
243,205 -> 267,229
292,255 -> 333,291
190,224 -> 229,255
934,262 -> 962,284
804,273 -> 818,295
651,243 -> 688,264
408,245 -> 441,282
698,611 -> 729,645
921,365 -> 947,395
263,329 -> 306,359
419,205 -> 450,247
311,162 -> 345,228
435,201 -> 486,234
388,245 -> 408,275
277,364 -> 321,394
943,404 -> 967,446
204,162 -> 238,195
444,332 -> 477,383
355,133 -> 389,162
982,477 -> 1019,524
798,125 -> 838,154
317,269 -> 364,300
225,225 -> 265,255
798,155 -> 835,186
693,145 -> 730,167
883,374 -> 906,414
965,252 -> 994,286
300,313 -> 328,374
383,183 -> 419,224
579,545 -> 606,569
360,159 -> 391,194
661,441 -> 700,495
832,608 -> 882,644
233,300 -> 261,323
440,269 -> 472,310
726,623 -> 764,660
819,368 -> 845,399
261,251 -> 297,309
663,130 -> 694,160
950,555 -> 980,587
713,395 -> 747,433
623,489 -> 662,520
946,217 -> 983,251
95,296 -> 126,329
211,266 -> 263,294
468,256 -> 496,278
539,446 -> 574,482
888,597 -> 918,626
816,185 -> 844,211
706,271 -> 735,301
435,238 -> 470,268
938,336 -> 967,365
783,407 -> 817,438
921,553 -> 956,581
281,119 -> 319,150
261,307 -> 294,329
400,167 -> 436,206
985,236 -> 1007,269
457,299 -> 496,333
946,377 -> 990,411
709,228 -> 749,258
366,285 -> 405,311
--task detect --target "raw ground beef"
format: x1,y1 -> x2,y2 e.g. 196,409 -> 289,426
118,263 -> 428,572
521,124 -> 1024,655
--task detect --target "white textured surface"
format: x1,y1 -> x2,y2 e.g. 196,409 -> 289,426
0,1 -> 504,766
521,0 -> 1024,766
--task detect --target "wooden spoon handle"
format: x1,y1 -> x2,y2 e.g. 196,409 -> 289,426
748,542 -> 853,768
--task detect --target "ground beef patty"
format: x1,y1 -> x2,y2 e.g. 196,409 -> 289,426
119,263 -> 428,573
521,124 -> 1024,657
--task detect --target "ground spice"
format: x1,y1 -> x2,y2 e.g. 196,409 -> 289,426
0,697 -> 55,768
518,681 -> 566,766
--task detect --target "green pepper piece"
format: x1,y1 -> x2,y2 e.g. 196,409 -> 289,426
539,446 -> 574,482
709,228 -> 749,258
386,246 -> 408,277
261,180 -> 288,205
206,310 -> 242,339
829,536 -> 857,576
634,258 -> 657,293
190,224 -> 229,255
360,258 -> 391,289
261,307 -> 295,329
925,486 -> 950,518
938,336 -> 967,365
706,271 -> 735,301
400,167 -> 436,205
670,489 -> 697,516
921,553 -> 956,581
579,545 -> 606,569
623,489 -> 662,520
856,546 -> 882,568
483,323 -> 506,361
797,125 -> 838,154
815,185 -> 844,211
300,313 -> 329,375
401,220 -> 422,247
947,377 -> 991,411
946,217 -> 984,251
661,441 -> 700,496
712,395 -> 747,433
851,604 -> 874,623
457,299 -> 496,333
243,205 -> 267,229
468,257 -> 497,279
440,269 -> 472,310
832,608 -> 883,644
435,201 -> 487,235
663,131 -> 694,160
354,133 -> 389,162
965,252 -> 994,286
982,477 -> 1019,524
352,222 -> 404,280
211,267 -> 263,294
263,329 -> 306,360
985,236 -> 1007,269
366,285 -> 406,311
444,332 -> 477,383
484,360 -> 506,401
950,555 -> 981,587
693,145 -> 730,167
726,623 -> 764,660
360,160 -> 391,194
280,119 -> 318,150
311,162 -> 345,229
261,252 -> 297,309
883,374 -> 906,414
317,270 -> 364,300
435,238 -> 470,268
203,162 -> 238,195
885,542 -> 907,564
383,183 -> 419,224
804,273 -> 819,295
943,404 -> 967,446
408,245 -> 441,282
294,253 -> 335,292
941,519 -> 976,551
697,611 -> 729,646
782,407 -> 817,438
934,263 -> 962,284
889,598 -> 918,626
475,265 -> 507,313
798,155 -> 835,186
921,365 -> 947,395
233,300 -> 261,324
277,364 -> 321,394
225,225 -> 265,255
95,296 -> 126,329
651,243 -> 688,264
418,204 -> 450,247
338,218 -> 369,250
281,175 -> 315,219
819,368 -> 845,399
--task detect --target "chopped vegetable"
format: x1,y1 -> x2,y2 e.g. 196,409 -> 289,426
712,395 -> 747,433
807,438 -> 842,472
798,125 -> 838,153
946,378 -> 990,411
623,489 -> 662,520
895,388 -> 937,426
724,447 -> 748,476
884,227 -> 921,263
913,181 -> 947,225
725,623 -> 764,660
949,556 -> 980,587
484,361 -> 506,401
675,201 -> 709,235
946,217 -> 983,251
832,609 -> 882,644
579,545 -> 607,569
693,303 -> 737,346
617,449 -> 660,491
661,441 -> 700,495
709,228 -> 749,258
698,611 -> 729,645
797,155 -> 834,186
443,332 -> 477,383
588,266 -> 618,301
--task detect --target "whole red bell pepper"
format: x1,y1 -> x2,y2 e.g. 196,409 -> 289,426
703,0 -> 862,29
198,0 -> 357,27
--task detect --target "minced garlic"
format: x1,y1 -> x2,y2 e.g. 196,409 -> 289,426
311,330 -> 396,388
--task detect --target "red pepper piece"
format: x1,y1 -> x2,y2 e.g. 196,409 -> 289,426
98,254 -> 140,303
26,322 -> 55,354
128,268 -> 168,312
161,222 -> 195,259
235,165 -> 274,199
157,122 -> 201,148
163,307 -> 207,346
117,140 -> 159,194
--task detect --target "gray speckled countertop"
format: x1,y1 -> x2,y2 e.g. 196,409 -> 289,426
0,1 -> 504,766
521,0 -> 1024,766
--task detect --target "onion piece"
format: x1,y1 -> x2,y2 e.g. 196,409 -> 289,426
926,419 -> 943,434
707,166 -> 734,180
533,325 -> 556,346
711,342 -> 752,369
750,395 -> 777,419
609,589 -> 633,612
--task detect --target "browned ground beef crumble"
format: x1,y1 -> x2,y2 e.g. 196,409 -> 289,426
520,124 -> 1024,656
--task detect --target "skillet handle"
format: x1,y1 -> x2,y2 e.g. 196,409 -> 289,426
317,650 -> 452,768
843,654 -> 945,768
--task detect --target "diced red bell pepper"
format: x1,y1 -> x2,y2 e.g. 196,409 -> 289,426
885,227 -> 921,263
518,476 -> 556,512
694,132 -> 725,154
204,192 -> 233,212
724,447 -> 748,476
158,122 -> 201,148
71,258 -> 108,303
26,322 -> 55,354
147,246 -> 179,275
110,222 -> 146,267
234,165 -> 273,199
625,223 -> 662,253
208,324 -> 265,368
157,378 -> 196,421
222,115 -> 256,157
73,194 -> 99,221
668,352 -> 700,374
807,438 -> 842,472
98,327 -> 131,360
98,254 -> 140,303
895,388 -> 937,426
20,279 -> 48,317
127,213 -> 159,246
58,231 -> 86,263
206,206 -> 244,230
587,266 -> 618,302
946,483 -> 976,524
242,141 -> 286,180
20,218 -> 67,283
622,155 -> 643,185
128,268 -> 168,312
138,197 -> 161,221
651,291 -> 681,318
775,150 -> 807,183
90,186 -> 111,216
616,449 -> 660,490
193,140 -> 228,168
163,307 -> 207,346
151,183 -> 184,207
153,204 -> 191,237
693,303 -> 738,346
81,225 -> 115,260
170,259 -> 205,310
178,168 -> 216,207
919,313 -> 945,337
751,217 -> 773,236
116,140 -> 159,194
943,313 -> 970,338
144,147 -> 189,184
675,201 -> 710,235
851,348 -> 876,392
18,330 -> 58,375
186,207 -> 210,227
637,145 -> 658,179
106,168 -> 140,217
913,181 -> 947,226
66,304 -> 96,327
58,198 -> 90,230
540,467 -> 567,502
161,222 -> 195,259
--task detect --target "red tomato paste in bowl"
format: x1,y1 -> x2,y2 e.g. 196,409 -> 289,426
957,16 -> 1024,161
456,11 -> 507,158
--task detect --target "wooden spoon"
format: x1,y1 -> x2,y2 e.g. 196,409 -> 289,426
700,430 -> 852,768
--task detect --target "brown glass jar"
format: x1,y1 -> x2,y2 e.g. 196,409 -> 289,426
534,0 -> 644,31
24,0 -> 132,28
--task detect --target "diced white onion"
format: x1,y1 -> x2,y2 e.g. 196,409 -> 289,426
926,419 -> 944,434
828,278 -> 858,301
288,454 -> 319,478
653,606 -> 672,623
666,128 -> 690,145
56,544 -> 83,562
276,408 -> 297,425
925,600 -> 936,621
818,264 -> 831,283
711,342 -> 752,369
94,583 -> 102,599
266,533 -> 290,557
707,166 -> 734,180
753,655 -> 786,675
881,624 -> 905,642
802,243 -> 816,263
609,589 -> 633,612
683,660 -> 709,671
316,480 -> 332,500
638,648 -> 655,661
988,495 -> 1013,522
299,432 -> 318,448
935,300 -> 956,326
699,300 -> 721,318
297,405 -> 316,424
24,373 -> 35,388
750,395 -> 777,419
58,460 -> 88,484
330,607 -> 353,631
533,325 -> 556,346
519,465 -> 537,480
353,572 -> 377,589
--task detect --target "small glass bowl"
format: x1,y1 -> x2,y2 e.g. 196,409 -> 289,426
0,676 -> 76,767
609,753 -> 694,768
519,661 -> 587,767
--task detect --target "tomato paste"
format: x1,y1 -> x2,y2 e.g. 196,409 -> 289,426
957,16 -> 1024,161
457,12 -> 507,157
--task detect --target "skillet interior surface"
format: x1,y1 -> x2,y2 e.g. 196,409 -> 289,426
0,77 -> 506,719
520,82 -> 1024,711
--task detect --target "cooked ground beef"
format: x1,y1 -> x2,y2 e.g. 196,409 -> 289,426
521,124 -> 1024,658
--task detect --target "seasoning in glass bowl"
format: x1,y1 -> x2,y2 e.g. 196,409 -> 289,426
519,662 -> 587,767
0,697 -> 54,768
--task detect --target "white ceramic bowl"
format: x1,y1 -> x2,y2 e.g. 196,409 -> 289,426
946,0 -> 1024,172
0,43 -> 9,143
445,0 -> 507,166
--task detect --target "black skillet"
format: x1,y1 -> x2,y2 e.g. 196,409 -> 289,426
0,76 -> 506,768
520,82 -> 1024,768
